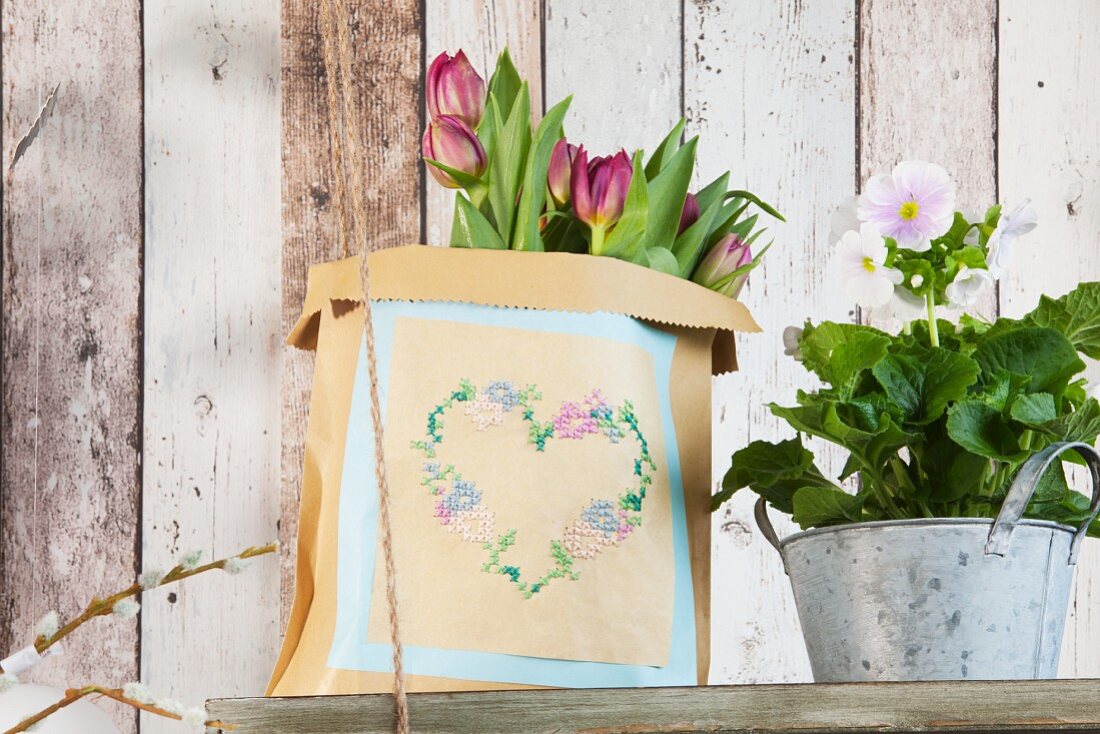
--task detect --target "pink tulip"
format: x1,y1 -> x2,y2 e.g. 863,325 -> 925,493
421,115 -> 487,189
693,234 -> 753,298
426,50 -> 486,129
548,138 -> 578,207
571,147 -> 632,253
678,192 -> 701,235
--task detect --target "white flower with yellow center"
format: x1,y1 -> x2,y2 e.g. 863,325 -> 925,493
833,223 -> 903,307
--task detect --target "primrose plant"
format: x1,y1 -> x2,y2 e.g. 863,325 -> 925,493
714,161 -> 1100,533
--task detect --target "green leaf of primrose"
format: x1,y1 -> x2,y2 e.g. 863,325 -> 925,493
1040,398 -> 1100,445
643,246 -> 680,276
600,150 -> 649,261
671,192 -> 725,277
641,136 -> 698,254
871,348 -> 981,425
1008,392 -> 1058,426
792,485 -> 866,529
643,118 -> 686,180
450,194 -> 506,250
487,82 -> 531,247
486,48 -> 522,125
1022,282 -> 1100,359
727,190 -> 785,222
714,437 -> 838,514
512,95 -> 572,252
972,326 -> 1085,396
946,400 -> 1028,462
799,321 -> 892,399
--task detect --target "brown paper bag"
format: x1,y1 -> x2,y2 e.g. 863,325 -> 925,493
268,245 -> 758,694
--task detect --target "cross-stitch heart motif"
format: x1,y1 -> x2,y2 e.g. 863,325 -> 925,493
411,379 -> 655,598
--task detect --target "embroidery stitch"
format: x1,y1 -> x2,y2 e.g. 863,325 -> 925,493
411,379 -> 656,598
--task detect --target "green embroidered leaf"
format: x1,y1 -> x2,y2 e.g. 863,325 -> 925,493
972,326 -> 1085,396
512,95 -> 572,252
800,322 -> 892,398
946,400 -> 1028,462
871,348 -> 980,425
792,485 -> 866,529
450,194 -> 506,250
640,137 -> 697,252
643,118 -> 686,180
1008,392 -> 1058,426
1022,282 -> 1100,359
487,82 -> 531,247
601,150 -> 649,261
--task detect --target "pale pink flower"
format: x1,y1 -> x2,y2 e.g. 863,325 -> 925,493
858,161 -> 956,251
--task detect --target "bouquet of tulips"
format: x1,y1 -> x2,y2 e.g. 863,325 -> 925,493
421,49 -> 783,299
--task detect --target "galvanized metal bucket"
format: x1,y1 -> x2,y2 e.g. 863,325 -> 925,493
756,441 -> 1100,682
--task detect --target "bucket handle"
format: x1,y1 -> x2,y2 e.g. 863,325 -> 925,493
985,441 -> 1100,565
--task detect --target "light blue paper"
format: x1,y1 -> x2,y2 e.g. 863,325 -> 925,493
328,300 -> 697,687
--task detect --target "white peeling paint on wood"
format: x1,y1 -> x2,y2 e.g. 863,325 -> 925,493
686,0 -> 858,683
998,0 -> 1100,679
424,0 -> 542,247
141,2 -> 282,730
543,0 -> 681,155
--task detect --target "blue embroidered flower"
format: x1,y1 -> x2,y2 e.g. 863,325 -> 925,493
443,479 -> 482,512
582,499 -> 619,537
483,380 -> 520,411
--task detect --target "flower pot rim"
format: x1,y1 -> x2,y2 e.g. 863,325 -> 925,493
779,516 -> 1075,549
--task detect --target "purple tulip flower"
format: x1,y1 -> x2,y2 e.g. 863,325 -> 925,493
571,146 -> 632,254
421,115 -> 487,189
693,234 -> 754,298
426,50 -> 487,129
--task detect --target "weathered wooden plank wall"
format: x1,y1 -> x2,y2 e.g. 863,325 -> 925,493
0,2 -> 144,732
2,1 -> 1100,726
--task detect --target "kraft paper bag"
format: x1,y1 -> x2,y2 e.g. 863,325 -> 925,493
269,245 -> 759,694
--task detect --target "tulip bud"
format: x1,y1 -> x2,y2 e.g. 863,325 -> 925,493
547,138 -> 578,208
426,50 -> 487,128
692,234 -> 753,298
571,147 -> 632,254
678,192 -> 700,235
421,115 -> 487,189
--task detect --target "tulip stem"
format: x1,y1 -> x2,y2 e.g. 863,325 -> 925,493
925,291 -> 940,347
589,226 -> 606,256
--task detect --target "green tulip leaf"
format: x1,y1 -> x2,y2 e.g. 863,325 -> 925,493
695,172 -> 731,213
644,246 -> 680,276
640,136 -> 698,254
477,93 -> 501,157
450,194 -> 506,250
512,95 -> 572,252
671,193 -> 724,277
487,49 -> 522,126
601,150 -> 649,261
487,82 -> 531,247
728,190 -> 785,222
424,158 -> 485,191
643,118 -> 686,180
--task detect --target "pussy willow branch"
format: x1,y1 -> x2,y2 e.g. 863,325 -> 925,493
0,542 -> 277,673
1,685 -> 236,734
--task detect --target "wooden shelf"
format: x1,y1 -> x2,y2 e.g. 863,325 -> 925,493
208,679 -> 1100,733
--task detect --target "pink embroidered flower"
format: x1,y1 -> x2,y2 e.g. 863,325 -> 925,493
553,400 -> 599,439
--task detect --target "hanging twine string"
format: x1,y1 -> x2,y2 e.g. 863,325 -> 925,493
318,1 -> 410,731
